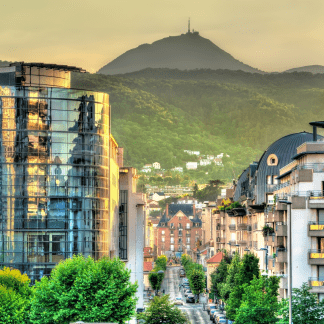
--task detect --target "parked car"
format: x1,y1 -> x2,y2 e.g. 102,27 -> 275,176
174,296 -> 183,305
210,309 -> 218,320
216,314 -> 227,323
186,293 -> 195,303
207,303 -> 216,314
217,320 -> 227,324
184,289 -> 192,297
212,310 -> 223,323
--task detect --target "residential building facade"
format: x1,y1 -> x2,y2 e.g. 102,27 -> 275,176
157,204 -> 202,258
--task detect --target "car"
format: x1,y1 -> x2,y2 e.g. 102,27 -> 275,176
212,310 -> 223,323
216,314 -> 227,323
174,296 -> 183,305
210,309 -> 218,320
217,320 -> 227,324
184,290 -> 192,297
186,293 -> 195,303
207,303 -> 216,314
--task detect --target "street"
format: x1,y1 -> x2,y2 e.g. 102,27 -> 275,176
160,266 -> 214,324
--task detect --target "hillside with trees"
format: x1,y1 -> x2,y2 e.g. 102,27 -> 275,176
71,69 -> 324,182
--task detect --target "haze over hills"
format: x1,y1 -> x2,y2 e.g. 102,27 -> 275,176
284,65 -> 324,74
97,31 -> 263,75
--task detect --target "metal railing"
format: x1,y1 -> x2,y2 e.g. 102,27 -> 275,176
229,224 -> 236,231
299,163 -> 324,172
309,277 -> 324,287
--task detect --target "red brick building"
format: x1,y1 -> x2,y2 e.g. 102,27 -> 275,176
157,204 -> 202,258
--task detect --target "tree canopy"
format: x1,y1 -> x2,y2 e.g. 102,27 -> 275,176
137,295 -> 189,324
29,255 -> 138,324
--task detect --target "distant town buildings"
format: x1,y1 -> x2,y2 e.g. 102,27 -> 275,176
152,162 -> 161,169
186,162 -> 198,170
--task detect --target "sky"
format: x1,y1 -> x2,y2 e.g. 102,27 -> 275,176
1,0 -> 324,73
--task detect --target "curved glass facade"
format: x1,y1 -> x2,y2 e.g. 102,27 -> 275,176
0,85 -> 110,282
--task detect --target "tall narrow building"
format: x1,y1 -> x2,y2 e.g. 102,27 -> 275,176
0,62 -> 112,282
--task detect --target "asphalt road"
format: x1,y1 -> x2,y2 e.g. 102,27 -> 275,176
161,266 -> 214,324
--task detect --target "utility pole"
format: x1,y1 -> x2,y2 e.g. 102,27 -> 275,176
188,17 -> 190,33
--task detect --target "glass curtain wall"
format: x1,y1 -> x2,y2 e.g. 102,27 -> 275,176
0,85 -> 109,282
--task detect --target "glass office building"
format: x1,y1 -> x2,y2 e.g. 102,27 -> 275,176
0,63 -> 110,282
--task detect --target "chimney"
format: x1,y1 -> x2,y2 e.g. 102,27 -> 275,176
117,147 -> 124,167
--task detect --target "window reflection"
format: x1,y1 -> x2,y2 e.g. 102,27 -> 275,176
0,85 -> 110,282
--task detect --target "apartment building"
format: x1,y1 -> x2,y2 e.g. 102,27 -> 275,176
157,204 -> 202,258
202,129 -> 324,300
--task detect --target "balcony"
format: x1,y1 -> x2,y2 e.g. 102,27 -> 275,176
264,234 -> 275,247
216,237 -> 226,243
178,232 -> 183,236
237,240 -> 247,245
228,240 -> 236,246
309,277 -> 324,293
229,224 -> 236,231
280,276 -> 288,289
267,210 -> 284,223
277,250 -> 287,263
308,250 -> 324,265
276,223 -> 287,236
237,223 -> 248,231
216,224 -> 225,231
186,233 -> 191,237
308,222 -> 324,237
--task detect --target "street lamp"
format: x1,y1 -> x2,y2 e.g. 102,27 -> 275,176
279,199 -> 292,324
259,247 -> 268,273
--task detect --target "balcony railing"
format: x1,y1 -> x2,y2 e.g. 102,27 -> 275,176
309,277 -> 324,292
308,222 -> 324,237
237,223 -> 248,231
308,250 -> 324,265
299,163 -> 324,172
216,237 -> 226,243
229,224 -> 236,231
228,240 -> 236,245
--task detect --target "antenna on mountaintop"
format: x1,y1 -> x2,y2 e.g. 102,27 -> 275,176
188,17 -> 190,33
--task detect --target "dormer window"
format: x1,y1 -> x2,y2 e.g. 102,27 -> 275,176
267,154 -> 278,166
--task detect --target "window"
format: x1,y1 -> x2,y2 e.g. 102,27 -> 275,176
170,237 -> 174,243
170,230 -> 174,235
178,223 -> 182,229
170,223 -> 174,228
273,175 -> 278,185
187,245 -> 190,251
186,223 -> 190,229
162,237 -> 165,242
267,175 -> 272,185
178,238 -> 182,243
171,245 -> 174,251
186,237 -> 190,243
162,230 -> 165,235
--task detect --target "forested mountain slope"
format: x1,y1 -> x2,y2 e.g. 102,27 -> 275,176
71,69 -> 324,181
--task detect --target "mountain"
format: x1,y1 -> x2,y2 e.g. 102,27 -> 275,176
71,68 -> 324,183
97,32 -> 263,75
284,65 -> 324,74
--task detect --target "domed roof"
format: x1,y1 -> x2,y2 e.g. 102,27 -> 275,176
256,131 -> 316,204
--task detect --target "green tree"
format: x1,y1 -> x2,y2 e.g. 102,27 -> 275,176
210,252 -> 232,299
189,269 -> 205,301
0,267 -> 33,324
149,271 -> 164,294
155,255 -> 167,270
278,282 -> 324,324
30,255 -> 138,324
137,295 -> 189,324
225,253 -> 260,320
235,275 -> 280,324
220,253 -> 241,302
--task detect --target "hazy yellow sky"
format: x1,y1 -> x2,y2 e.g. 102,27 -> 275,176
1,0 -> 324,73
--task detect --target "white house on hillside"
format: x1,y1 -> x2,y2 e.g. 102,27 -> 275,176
186,162 -> 198,170
152,162 -> 161,169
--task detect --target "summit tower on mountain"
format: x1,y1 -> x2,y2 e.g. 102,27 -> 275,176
97,24 -> 262,75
